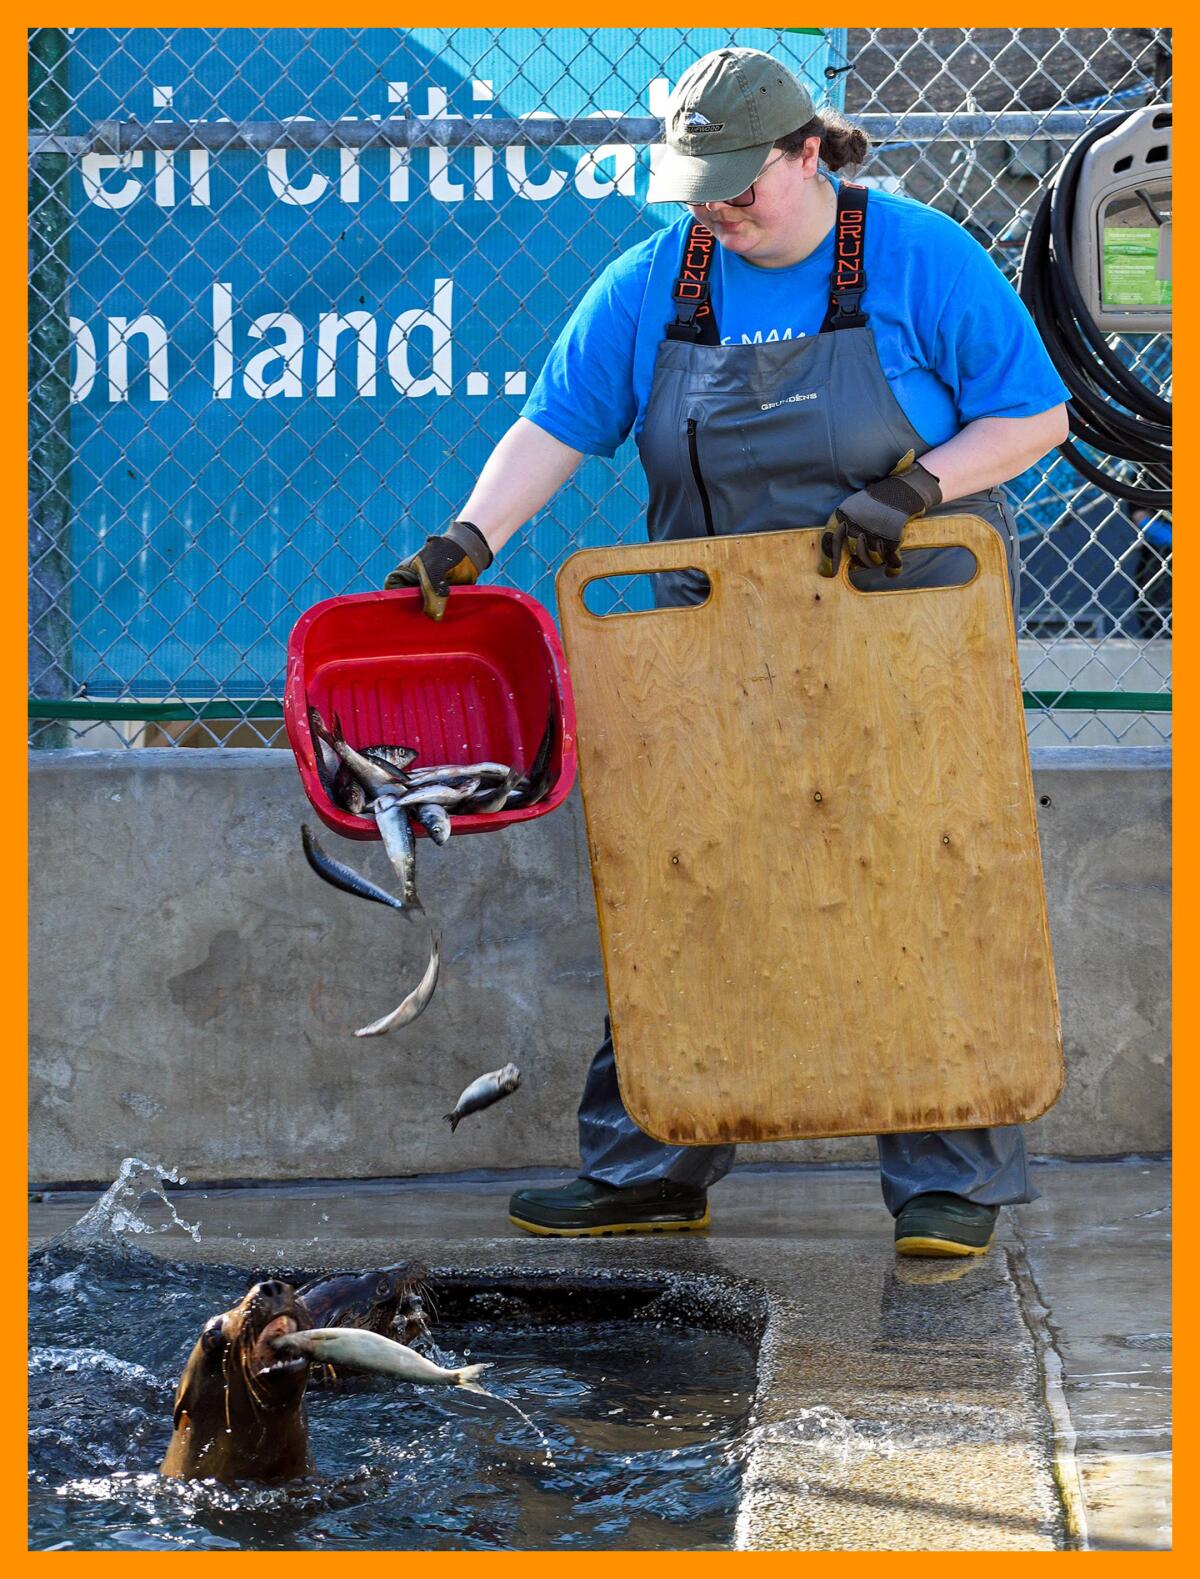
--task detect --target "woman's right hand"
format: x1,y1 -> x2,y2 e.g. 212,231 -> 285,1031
384,419 -> 584,617
384,520 -> 494,620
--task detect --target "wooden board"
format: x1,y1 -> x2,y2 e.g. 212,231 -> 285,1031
556,517 -> 1063,1144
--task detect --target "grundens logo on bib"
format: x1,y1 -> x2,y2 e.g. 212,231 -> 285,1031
760,391 -> 819,412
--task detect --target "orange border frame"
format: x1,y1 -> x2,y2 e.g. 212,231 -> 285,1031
13,8 -> 1183,1567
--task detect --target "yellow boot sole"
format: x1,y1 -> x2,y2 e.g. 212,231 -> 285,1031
509,1206 -> 711,1238
895,1232 -> 994,1258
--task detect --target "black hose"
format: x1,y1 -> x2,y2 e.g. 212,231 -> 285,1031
1018,109 -> 1172,510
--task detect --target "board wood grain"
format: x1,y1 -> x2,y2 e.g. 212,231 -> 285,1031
556,517 -> 1063,1144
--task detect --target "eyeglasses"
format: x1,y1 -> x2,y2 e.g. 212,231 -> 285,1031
698,149 -> 788,210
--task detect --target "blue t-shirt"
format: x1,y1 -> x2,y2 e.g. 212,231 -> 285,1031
522,183 -> 1070,457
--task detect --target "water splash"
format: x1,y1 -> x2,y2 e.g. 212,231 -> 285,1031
727,1405 -> 891,1472
54,1465 -> 388,1521
51,1158 -> 201,1251
481,1390 -> 558,1469
406,1338 -> 557,1468
421,1338 -> 457,1368
29,1346 -> 161,1387
730,1395 -> 1010,1469
735,1405 -> 857,1458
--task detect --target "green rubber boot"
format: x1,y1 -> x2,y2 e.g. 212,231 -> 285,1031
894,1192 -> 999,1257
509,1177 -> 710,1237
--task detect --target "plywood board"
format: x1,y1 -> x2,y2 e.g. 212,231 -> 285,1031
556,517 -> 1063,1144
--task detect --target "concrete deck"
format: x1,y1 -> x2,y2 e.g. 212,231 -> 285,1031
29,1158 -> 1170,1552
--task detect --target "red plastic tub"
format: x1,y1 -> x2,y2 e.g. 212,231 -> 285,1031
284,586 -> 577,842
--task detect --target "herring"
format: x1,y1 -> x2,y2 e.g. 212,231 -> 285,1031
309,706 -> 405,815
361,743 -> 418,774
508,697 -> 557,809
301,825 -> 406,911
416,803 -> 452,846
393,779 -> 481,809
312,723 -> 342,783
470,767 -> 520,815
309,713 -> 368,817
333,763 -> 370,816
445,1063 -> 521,1131
314,707 -> 410,799
403,763 -> 511,787
271,1327 -> 492,1393
370,792 -> 422,910
354,929 -> 441,1038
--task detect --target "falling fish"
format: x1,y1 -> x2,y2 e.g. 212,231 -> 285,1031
445,1063 -> 521,1131
272,1327 -> 492,1393
301,825 -> 408,912
354,930 -> 441,1038
300,698 -> 559,1047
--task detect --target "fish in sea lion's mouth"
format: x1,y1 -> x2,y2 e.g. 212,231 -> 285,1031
251,1311 -> 306,1379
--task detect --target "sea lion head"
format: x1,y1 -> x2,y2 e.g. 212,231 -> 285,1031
162,1278 -> 314,1482
296,1260 -> 428,1336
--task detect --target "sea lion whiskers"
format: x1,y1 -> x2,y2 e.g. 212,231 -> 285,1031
414,1281 -> 440,1326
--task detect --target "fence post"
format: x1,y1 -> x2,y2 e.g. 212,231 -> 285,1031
28,28 -> 73,749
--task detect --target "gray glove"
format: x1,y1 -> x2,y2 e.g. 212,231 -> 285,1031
819,452 -> 943,579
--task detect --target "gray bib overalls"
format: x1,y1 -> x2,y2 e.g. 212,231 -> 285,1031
577,182 -> 1035,1213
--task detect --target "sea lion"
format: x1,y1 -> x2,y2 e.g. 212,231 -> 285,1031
161,1279 -> 313,1483
296,1260 -> 429,1341
295,1262 -> 430,1390
161,1263 -> 430,1481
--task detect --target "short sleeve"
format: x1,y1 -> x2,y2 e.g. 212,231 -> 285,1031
520,254 -> 644,458
932,236 -> 1071,423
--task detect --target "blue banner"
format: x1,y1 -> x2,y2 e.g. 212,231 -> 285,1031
62,28 -> 837,696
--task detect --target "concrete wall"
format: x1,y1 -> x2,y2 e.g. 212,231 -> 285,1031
28,747 -> 1170,1185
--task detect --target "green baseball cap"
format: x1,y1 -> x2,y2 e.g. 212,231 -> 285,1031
648,47 -> 817,204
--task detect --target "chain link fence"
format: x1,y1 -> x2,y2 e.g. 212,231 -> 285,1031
29,27 -> 1171,750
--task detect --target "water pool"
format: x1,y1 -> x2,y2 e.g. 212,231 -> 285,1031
29,1245 -> 757,1551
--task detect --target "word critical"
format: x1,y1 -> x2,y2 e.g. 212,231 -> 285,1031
79,80 -> 674,211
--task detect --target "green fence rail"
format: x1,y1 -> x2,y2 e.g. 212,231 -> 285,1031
28,692 -> 1173,723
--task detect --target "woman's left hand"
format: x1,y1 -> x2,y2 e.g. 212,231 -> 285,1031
819,451 -> 943,578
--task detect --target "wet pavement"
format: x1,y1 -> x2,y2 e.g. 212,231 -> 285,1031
29,1157 -> 1170,1551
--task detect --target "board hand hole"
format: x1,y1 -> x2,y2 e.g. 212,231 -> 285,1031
848,545 -> 978,592
581,569 -> 712,616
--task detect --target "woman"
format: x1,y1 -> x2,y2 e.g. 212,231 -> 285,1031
388,47 -> 1070,1255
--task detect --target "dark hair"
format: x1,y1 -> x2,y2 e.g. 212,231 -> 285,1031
775,112 -> 869,173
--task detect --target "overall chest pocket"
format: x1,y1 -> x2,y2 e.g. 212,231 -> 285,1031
684,386 -> 835,536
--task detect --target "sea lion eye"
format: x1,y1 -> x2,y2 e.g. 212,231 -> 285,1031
201,1317 -> 227,1355
377,1278 -> 392,1298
